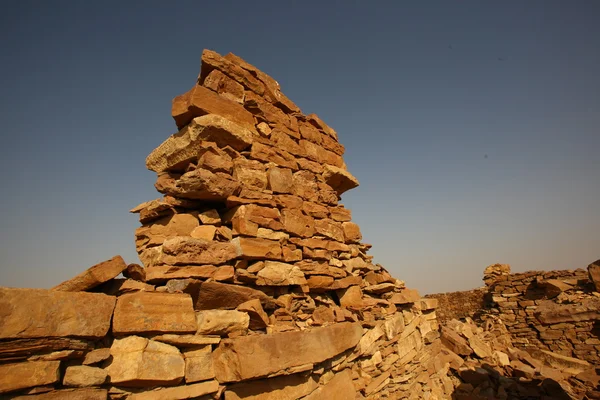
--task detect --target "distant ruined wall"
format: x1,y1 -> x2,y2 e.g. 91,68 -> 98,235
425,287 -> 488,324
484,265 -> 600,365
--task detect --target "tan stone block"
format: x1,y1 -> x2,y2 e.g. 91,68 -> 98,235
237,299 -> 269,329
256,261 -> 307,286
342,221 -> 362,243
160,236 -> 239,266
203,69 -> 244,104
106,336 -> 184,387
63,365 -> 107,387
196,310 -> 249,335
172,84 -> 256,131
12,389 -> 107,400
281,209 -> 315,237
190,225 -> 217,240
0,361 -> 60,394
112,292 -> 197,334
129,381 -> 219,400
267,167 -> 293,194
224,373 -> 318,400
184,345 -> 215,383
232,237 -> 282,260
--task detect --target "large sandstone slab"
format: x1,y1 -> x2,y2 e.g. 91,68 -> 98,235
106,336 -> 185,387
303,370 -> 356,400
256,261 -> 307,286
322,164 -> 359,196
213,322 -> 362,382
0,288 -> 115,339
113,292 -> 197,334
12,388 -> 108,399
147,115 -> 254,173
0,360 -> 60,394
52,255 -> 127,292
224,373 -> 318,400
0,337 -> 93,362
172,84 -> 256,131
63,365 -> 108,387
529,349 -> 591,375
157,168 -> 240,201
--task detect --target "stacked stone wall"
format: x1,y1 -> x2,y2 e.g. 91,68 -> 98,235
425,287 -> 488,324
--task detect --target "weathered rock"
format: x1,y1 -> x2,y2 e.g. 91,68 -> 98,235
534,300 -> 600,324
196,310 -> 249,335
172,84 -> 256,131
588,259 -> 600,292
191,281 -> 280,310
0,288 -> 115,339
147,115 -> 253,172
52,255 -> 127,292
146,266 -> 220,283
390,288 -> 421,304
280,209 -> 315,237
203,69 -> 245,104
12,388 -> 108,400
237,299 -> 269,329
538,278 -> 573,298
341,221 -> 362,243
190,225 -> 217,240
0,360 -> 60,394
129,381 -> 219,400
322,164 -> 359,196
123,263 -> 147,282
106,336 -> 185,387
224,373 -> 318,400
232,237 -> 282,260
158,168 -> 240,200
63,365 -> 108,387
529,349 -> 591,375
337,286 -> 364,308
440,326 -> 473,356
213,322 -> 362,382
256,261 -> 307,286
83,348 -> 111,366
184,346 -> 215,383
160,236 -> 239,265
303,370 -> 355,400
151,334 -> 221,347
112,292 -> 197,334
267,167 -> 293,194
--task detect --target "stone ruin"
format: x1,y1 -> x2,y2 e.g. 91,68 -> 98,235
0,50 -> 598,399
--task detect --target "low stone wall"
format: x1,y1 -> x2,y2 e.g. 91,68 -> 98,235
485,265 -> 600,365
425,287 -> 488,324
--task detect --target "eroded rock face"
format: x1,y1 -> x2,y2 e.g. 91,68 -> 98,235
0,288 -> 115,339
52,255 -> 127,292
105,336 -> 185,387
212,322 -> 362,382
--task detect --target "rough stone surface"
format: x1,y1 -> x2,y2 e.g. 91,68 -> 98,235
63,365 -> 108,387
0,288 -> 115,339
184,346 -> 215,383
196,310 -> 249,335
12,389 -> 108,400
0,360 -> 60,394
213,322 -> 362,382
128,381 -> 219,400
303,370 -> 356,400
224,373 -> 318,400
113,292 -> 197,334
106,336 -> 185,387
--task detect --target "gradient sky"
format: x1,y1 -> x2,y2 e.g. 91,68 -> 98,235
0,1 -> 598,294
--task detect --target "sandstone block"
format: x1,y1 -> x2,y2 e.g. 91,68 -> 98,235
342,221 -> 362,243
191,281 -> 280,310
112,292 -> 197,334
588,260 -> 600,292
184,345 -> 215,383
157,168 -> 240,200
237,299 -> 269,329
160,236 -> 239,265
232,237 -> 282,260
0,360 -> 60,394
83,348 -> 111,366
106,336 -> 185,387
213,322 -> 362,382
203,69 -> 245,103
281,209 -> 315,237
0,288 -> 115,339
224,373 -> 318,400
390,288 -> 421,304
63,365 -> 108,387
190,225 -> 217,240
172,84 -> 256,131
52,255 -> 127,292
440,327 -> 472,356
267,167 -> 293,194
196,310 -> 249,335
256,261 -> 307,286
201,49 -> 265,95
303,370 -> 355,400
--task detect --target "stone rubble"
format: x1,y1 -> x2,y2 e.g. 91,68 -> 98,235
0,50 -> 598,399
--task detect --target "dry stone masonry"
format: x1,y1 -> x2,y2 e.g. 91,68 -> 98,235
0,50 -> 598,399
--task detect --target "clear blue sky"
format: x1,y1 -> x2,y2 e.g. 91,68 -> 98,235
0,1 -> 598,294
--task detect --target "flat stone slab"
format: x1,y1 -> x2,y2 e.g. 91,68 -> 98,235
224,373 -> 317,400
213,322 -> 362,382
12,388 -> 108,399
112,292 -> 197,335
0,288 -> 115,339
0,360 -> 60,394
52,255 -> 127,292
